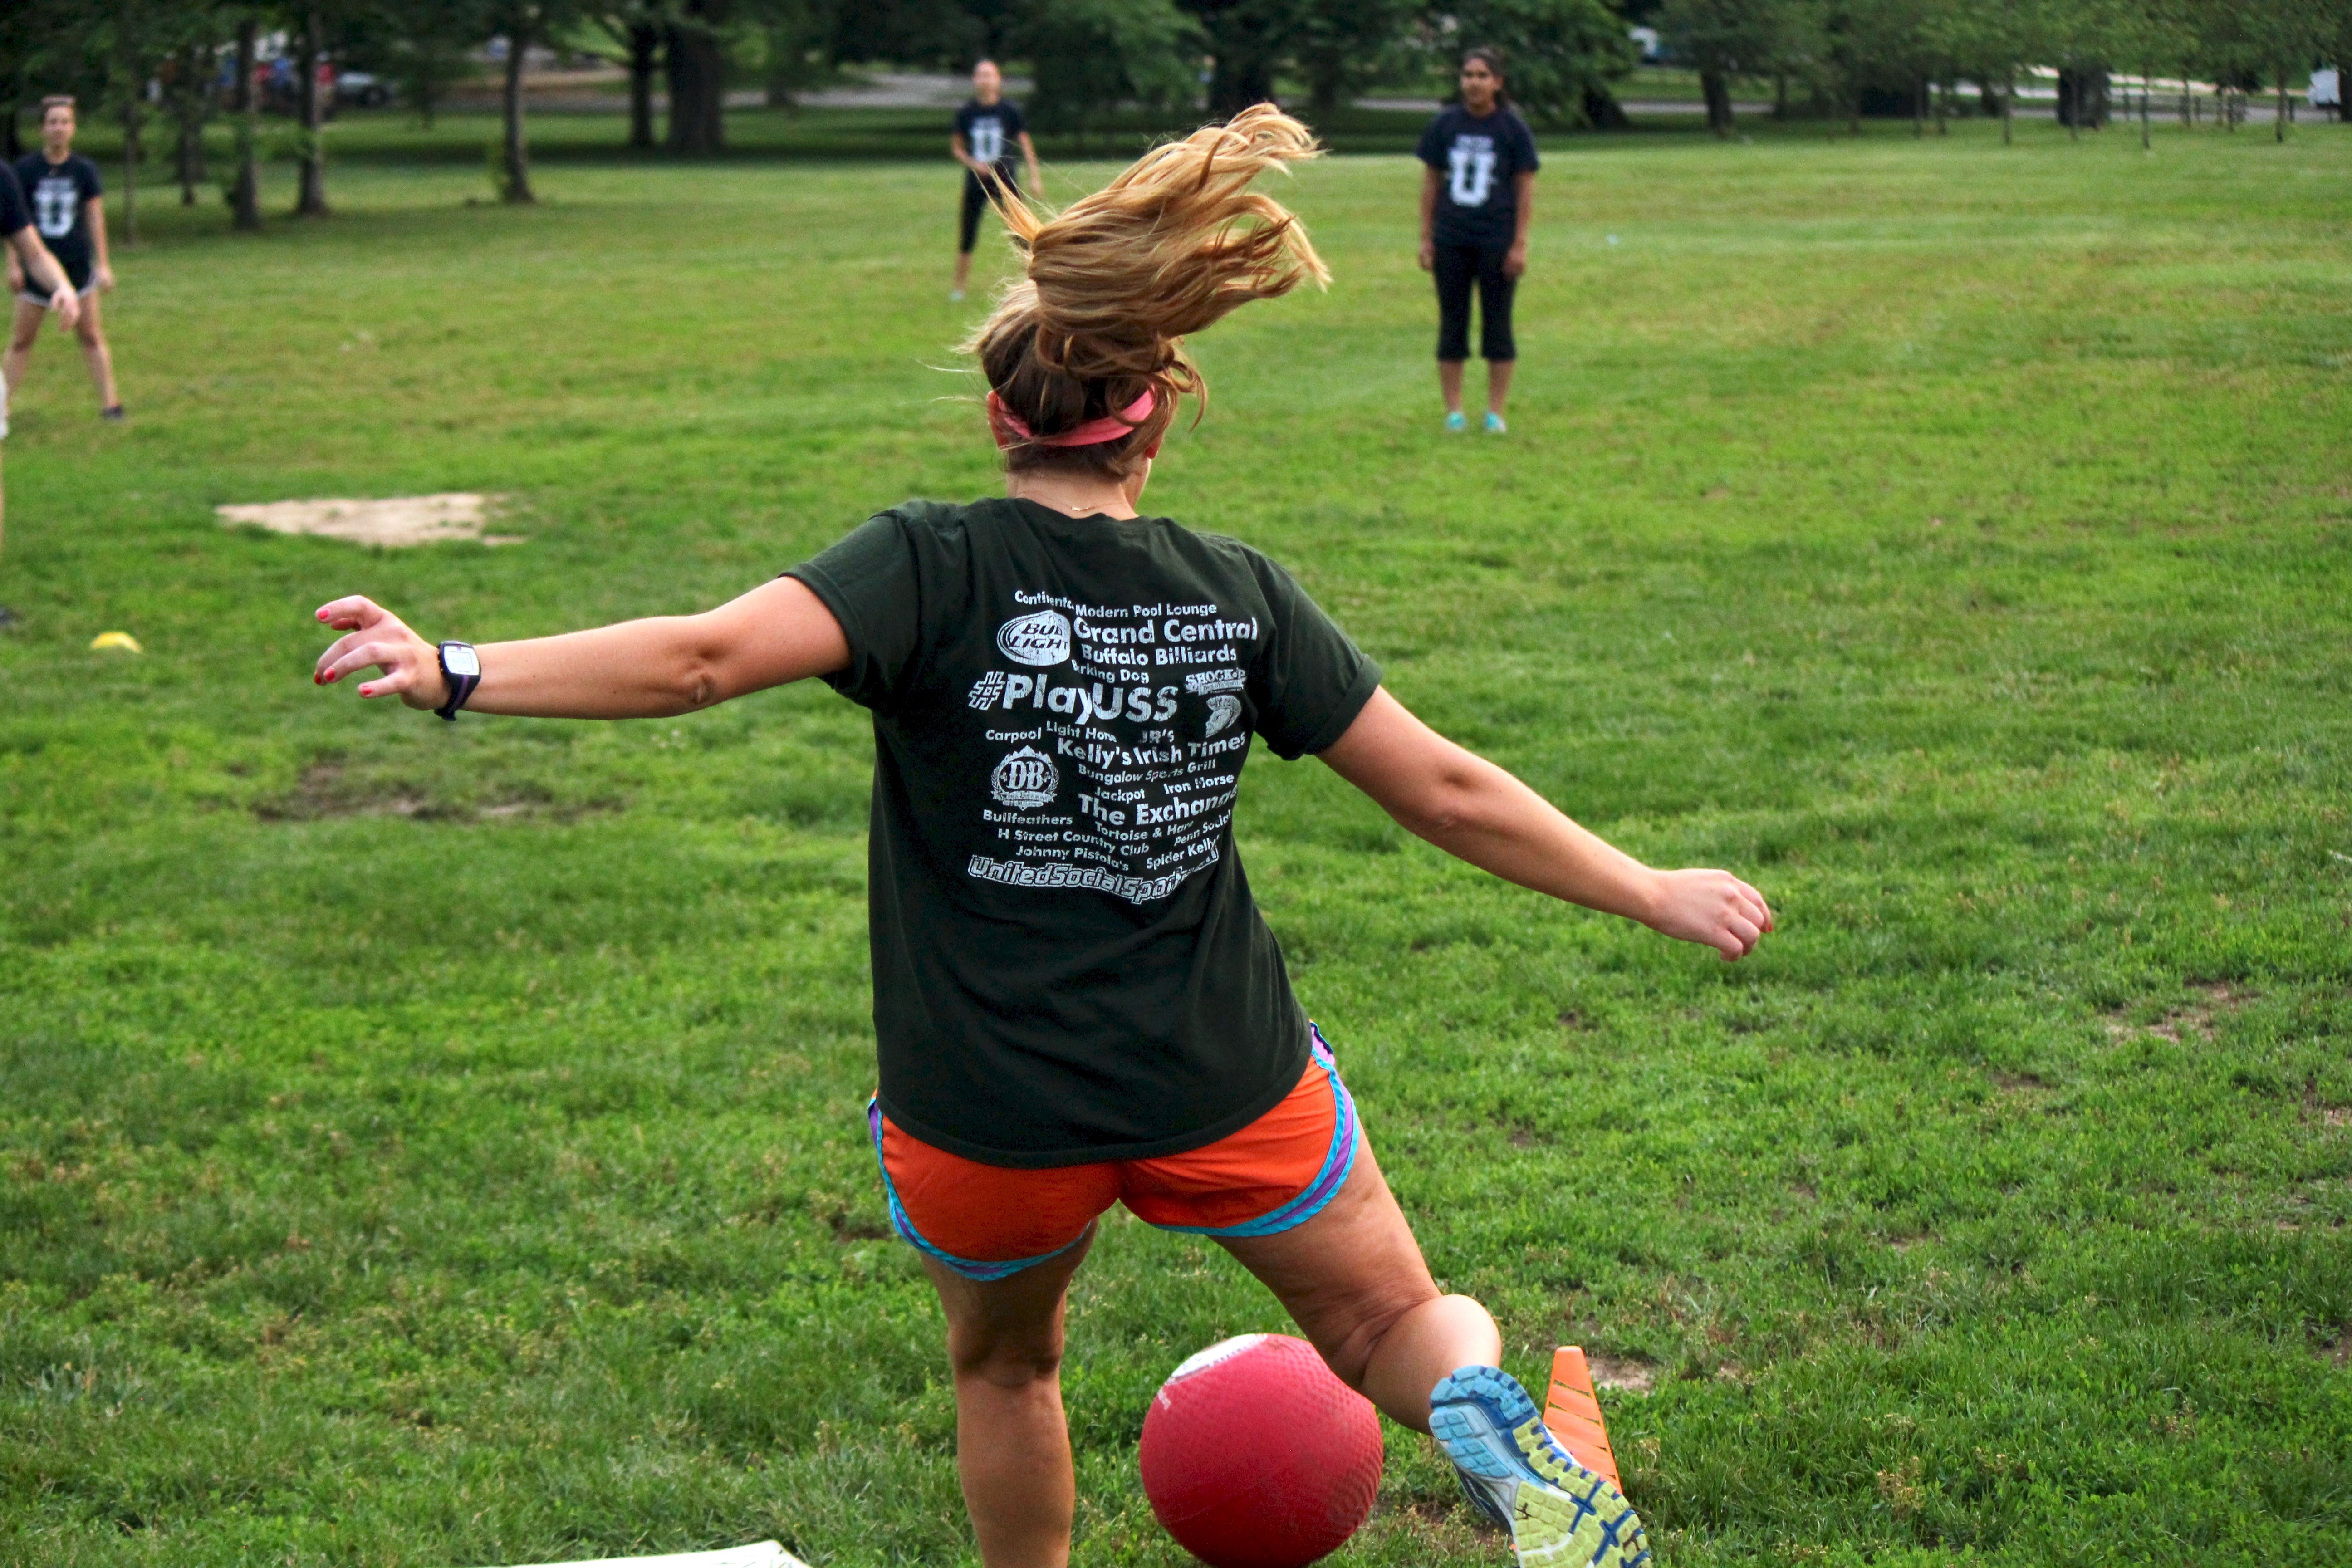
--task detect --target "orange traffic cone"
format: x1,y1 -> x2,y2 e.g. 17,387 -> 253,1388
1541,1345 -> 1622,1490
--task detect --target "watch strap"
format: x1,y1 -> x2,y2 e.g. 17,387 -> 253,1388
435,642 -> 481,721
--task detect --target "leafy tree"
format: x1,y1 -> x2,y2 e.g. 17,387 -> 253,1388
1433,0 -> 1638,127
744,0 -> 840,108
1291,0 -> 1417,116
1661,0 -> 1808,136
1178,0 -> 1288,113
1018,0 -> 1203,135
383,0 -> 489,128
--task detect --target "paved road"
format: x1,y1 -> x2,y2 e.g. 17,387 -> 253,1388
465,69 -> 2337,127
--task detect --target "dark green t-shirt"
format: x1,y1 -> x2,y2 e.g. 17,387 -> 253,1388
789,498 -> 1380,1167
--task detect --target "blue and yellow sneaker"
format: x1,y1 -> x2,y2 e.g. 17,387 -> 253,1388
1445,410 -> 1469,432
1431,1366 -> 1649,1567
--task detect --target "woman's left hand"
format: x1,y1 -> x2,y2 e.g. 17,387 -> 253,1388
1502,241 -> 1528,279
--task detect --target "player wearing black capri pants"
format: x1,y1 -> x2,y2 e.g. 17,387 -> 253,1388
1417,49 -> 1538,434
951,59 -> 1042,302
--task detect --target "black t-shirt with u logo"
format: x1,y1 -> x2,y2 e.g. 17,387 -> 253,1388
12,153 -> 103,289
1416,105 -> 1540,250
954,99 -> 1026,187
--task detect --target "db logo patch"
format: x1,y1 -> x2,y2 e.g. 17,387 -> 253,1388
991,746 -> 1060,808
996,609 -> 1072,667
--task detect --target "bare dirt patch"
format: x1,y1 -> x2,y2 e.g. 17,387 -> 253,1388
216,493 -> 524,548
1587,1354 -> 1658,1394
252,762 -> 573,823
2103,982 -> 2251,1044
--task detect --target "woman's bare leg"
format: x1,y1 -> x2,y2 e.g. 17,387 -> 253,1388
1218,1139 -> 1501,1431
4,299 -> 44,400
1438,359 -> 1467,416
1486,359 -> 1515,419
73,291 -> 118,410
921,1230 -> 1096,1568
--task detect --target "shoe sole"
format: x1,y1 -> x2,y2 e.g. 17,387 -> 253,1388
1431,1367 -> 1649,1568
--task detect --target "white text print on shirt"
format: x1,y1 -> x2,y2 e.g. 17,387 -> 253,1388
1447,136 -> 1497,207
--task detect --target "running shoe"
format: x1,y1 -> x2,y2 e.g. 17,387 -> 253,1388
950,288 -> 967,303
102,404 -> 126,422
1485,412 -> 1508,434
1444,410 -> 1469,432
1431,1365 -> 1649,1567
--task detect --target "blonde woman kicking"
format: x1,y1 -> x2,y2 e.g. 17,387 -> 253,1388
311,108 -> 1768,1568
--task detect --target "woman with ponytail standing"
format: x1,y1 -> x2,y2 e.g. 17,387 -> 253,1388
310,107 -> 1765,1568
1419,49 -> 1539,432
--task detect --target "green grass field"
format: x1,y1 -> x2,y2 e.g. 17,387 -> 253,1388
4,113 -> 2350,1567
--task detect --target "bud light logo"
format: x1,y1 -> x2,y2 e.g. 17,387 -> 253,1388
996,609 -> 1071,667
991,746 -> 1060,808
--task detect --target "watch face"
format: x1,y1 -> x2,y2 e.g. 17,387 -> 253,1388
444,644 -> 481,678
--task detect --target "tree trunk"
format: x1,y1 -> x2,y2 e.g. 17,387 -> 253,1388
293,9 -> 328,216
502,27 -> 535,201
2002,73 -> 2013,145
178,118 -> 203,205
1935,76 -> 1948,134
2275,72 -> 2288,142
627,21 -> 659,147
664,14 -> 725,155
1208,53 -> 1276,116
2,101 -> 18,160
1774,71 -> 1787,121
230,21 -> 262,231
2139,66 -> 2151,148
1913,76 -> 1926,136
121,98 -> 139,245
1700,70 -> 1734,138
1582,88 -> 1630,131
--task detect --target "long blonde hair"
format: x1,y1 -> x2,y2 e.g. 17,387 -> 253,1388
964,104 -> 1330,477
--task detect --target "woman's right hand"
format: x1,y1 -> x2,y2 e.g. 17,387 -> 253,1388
312,595 -> 449,709
1641,868 -> 1774,961
1418,238 -> 1436,272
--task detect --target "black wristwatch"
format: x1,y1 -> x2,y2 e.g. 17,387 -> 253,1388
435,641 -> 481,721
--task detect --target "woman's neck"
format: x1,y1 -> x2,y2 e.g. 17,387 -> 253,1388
1006,468 -> 1141,520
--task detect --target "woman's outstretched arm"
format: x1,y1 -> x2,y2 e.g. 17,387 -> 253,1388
1317,687 -> 1773,960
311,576 -> 850,719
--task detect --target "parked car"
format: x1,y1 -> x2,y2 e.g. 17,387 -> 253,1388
335,71 -> 392,109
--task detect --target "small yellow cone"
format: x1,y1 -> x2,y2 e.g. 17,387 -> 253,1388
89,631 -> 143,653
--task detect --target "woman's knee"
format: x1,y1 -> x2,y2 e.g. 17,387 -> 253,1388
1299,1277 -> 1445,1389
947,1321 -> 1066,1388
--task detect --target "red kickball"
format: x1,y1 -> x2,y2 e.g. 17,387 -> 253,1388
1139,1333 -> 1384,1568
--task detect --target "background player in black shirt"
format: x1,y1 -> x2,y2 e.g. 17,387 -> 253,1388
5,97 -> 122,421
0,150 -> 83,627
1417,52 -> 1539,434
950,60 -> 1040,302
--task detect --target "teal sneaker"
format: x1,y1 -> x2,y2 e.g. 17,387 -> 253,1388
1444,410 -> 1469,432
1431,1366 -> 1649,1567
1485,412 -> 1509,434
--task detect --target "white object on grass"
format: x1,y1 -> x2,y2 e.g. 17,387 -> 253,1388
216,493 -> 524,548
470,1544 -> 809,1568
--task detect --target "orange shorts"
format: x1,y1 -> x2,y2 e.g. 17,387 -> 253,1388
871,1027 -> 1358,1280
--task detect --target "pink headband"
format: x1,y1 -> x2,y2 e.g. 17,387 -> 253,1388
988,389 -> 1157,448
